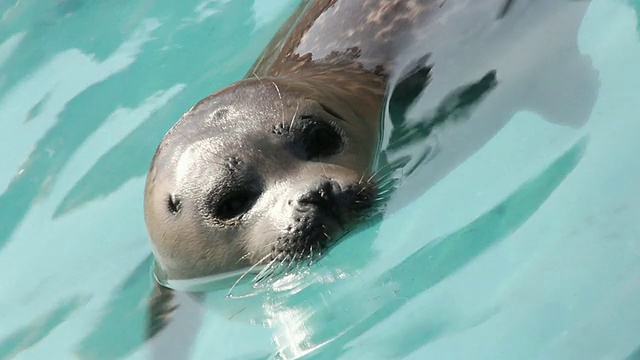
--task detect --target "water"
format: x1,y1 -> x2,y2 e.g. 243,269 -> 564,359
0,0 -> 639,359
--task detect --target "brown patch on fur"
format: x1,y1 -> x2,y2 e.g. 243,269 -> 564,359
248,0 -> 436,80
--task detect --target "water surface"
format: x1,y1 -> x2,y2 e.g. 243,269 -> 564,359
0,0 -> 639,359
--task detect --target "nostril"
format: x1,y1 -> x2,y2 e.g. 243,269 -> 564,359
319,179 -> 341,195
297,179 -> 341,210
298,190 -> 324,206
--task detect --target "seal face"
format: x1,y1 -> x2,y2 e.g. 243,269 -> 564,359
145,77 -> 386,280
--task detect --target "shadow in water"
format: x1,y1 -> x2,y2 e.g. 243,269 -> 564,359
386,67 -> 499,176
497,0 -> 515,19
76,255 -> 207,360
627,345 -> 640,360
389,70 -> 498,152
75,256 -> 154,359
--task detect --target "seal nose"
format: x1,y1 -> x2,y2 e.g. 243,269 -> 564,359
297,179 -> 342,214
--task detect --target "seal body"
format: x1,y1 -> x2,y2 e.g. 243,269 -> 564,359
144,0 -> 435,281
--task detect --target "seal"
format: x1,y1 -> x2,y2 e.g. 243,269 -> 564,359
144,0 -> 437,283
142,0 -> 600,345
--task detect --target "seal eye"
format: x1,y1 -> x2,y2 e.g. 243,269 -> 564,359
167,194 -> 182,215
212,189 -> 260,220
299,117 -> 342,160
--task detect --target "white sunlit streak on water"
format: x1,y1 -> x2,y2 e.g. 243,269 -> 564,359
0,32 -> 25,68
265,292 -> 354,360
266,299 -> 354,360
252,0 -> 299,30
0,19 -> 161,194
179,0 -> 231,26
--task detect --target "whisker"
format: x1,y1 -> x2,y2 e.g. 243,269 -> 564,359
288,252 -> 300,271
358,169 -> 367,185
377,176 -> 400,186
271,81 -> 286,128
319,158 -> 329,178
227,253 -> 272,298
271,81 -> 282,100
253,256 -> 280,284
266,254 -> 291,280
252,70 -> 264,84
367,162 -> 394,183
235,252 -> 253,264
289,100 -> 300,131
376,187 -> 395,196
375,191 -> 395,200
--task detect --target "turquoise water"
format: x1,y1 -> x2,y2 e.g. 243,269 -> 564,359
1,0 -> 640,359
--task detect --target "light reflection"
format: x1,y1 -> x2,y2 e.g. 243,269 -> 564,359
0,32 -> 25,68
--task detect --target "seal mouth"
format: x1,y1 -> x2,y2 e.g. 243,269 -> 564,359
296,178 -> 358,231
276,180 -> 377,260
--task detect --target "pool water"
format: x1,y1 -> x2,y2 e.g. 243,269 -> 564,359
1,0 -> 640,359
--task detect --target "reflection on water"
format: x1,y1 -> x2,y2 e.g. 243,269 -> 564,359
1,0 -> 640,358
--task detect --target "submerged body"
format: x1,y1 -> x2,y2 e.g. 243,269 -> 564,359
144,0 -> 435,281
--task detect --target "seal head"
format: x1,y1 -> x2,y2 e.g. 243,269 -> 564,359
144,77 -> 383,280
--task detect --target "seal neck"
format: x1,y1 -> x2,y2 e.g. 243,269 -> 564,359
152,260 -> 264,292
